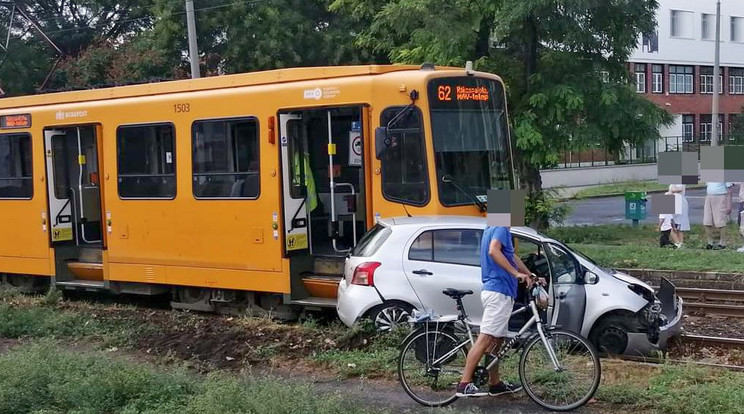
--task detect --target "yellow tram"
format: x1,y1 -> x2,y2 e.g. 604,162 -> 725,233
0,64 -> 514,316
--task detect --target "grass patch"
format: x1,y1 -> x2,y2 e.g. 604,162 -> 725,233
547,223 -> 744,273
572,180 -> 705,200
0,341 -> 383,414
598,360 -> 744,414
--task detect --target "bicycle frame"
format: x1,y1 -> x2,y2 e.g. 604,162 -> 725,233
428,299 -> 563,372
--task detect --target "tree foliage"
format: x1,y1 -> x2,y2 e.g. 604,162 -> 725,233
333,0 -> 673,228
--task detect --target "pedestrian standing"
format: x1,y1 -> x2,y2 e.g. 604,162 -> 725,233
669,184 -> 689,248
737,183 -> 744,253
703,182 -> 733,249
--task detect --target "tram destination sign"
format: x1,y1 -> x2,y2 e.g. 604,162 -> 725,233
428,77 -> 503,111
0,114 -> 31,129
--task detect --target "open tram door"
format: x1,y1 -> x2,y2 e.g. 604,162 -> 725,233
279,107 -> 368,307
43,125 -> 106,290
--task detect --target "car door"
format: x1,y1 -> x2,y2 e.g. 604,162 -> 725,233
402,228 -> 484,322
544,243 -> 586,335
512,235 -> 553,329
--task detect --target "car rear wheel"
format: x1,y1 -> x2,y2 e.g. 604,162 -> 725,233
590,316 -> 631,355
368,301 -> 414,332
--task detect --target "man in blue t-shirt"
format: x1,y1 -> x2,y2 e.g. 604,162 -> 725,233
456,225 -> 533,398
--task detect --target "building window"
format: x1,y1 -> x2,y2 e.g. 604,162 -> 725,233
702,13 -> 714,40
682,115 -> 694,142
0,133 -> 32,199
379,106 -> 429,206
732,17 -> 744,42
669,65 -> 694,94
700,115 -> 724,142
731,68 -> 744,94
652,65 -> 663,93
634,64 -> 646,93
192,118 -> 260,199
700,67 -> 723,94
670,10 -> 693,38
117,123 -> 176,199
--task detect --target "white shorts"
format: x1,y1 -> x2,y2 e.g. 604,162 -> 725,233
479,291 -> 514,338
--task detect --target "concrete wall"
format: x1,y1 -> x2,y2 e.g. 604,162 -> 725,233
540,163 -> 658,189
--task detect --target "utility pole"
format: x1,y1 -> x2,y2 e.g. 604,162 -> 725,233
185,0 -> 200,79
711,0 -> 721,146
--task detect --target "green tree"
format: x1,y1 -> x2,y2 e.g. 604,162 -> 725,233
732,107 -> 744,140
150,0 -> 384,76
0,0 -> 173,94
332,0 -> 672,228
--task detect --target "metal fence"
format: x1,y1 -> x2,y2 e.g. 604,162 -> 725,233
551,134 -> 744,169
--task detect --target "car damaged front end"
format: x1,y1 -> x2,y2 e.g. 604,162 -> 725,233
621,275 -> 684,355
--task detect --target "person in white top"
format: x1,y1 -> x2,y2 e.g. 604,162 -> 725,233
668,184 -> 689,248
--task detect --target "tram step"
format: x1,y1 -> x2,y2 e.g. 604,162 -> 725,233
302,275 -> 342,299
289,297 -> 337,308
66,261 -> 104,281
78,248 -> 103,263
313,256 -> 344,275
56,280 -> 105,291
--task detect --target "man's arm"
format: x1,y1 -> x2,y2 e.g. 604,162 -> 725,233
489,239 -> 532,287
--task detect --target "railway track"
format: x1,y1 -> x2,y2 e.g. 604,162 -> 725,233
679,333 -> 744,348
654,287 -> 744,318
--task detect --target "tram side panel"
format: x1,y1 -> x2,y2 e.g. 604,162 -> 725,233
0,124 -> 53,278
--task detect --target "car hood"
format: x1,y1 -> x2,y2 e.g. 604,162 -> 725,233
612,271 -> 655,293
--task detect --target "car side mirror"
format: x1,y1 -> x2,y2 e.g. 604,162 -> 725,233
375,127 -> 389,159
584,271 -> 599,285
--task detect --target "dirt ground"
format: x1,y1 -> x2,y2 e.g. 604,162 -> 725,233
682,314 -> 744,338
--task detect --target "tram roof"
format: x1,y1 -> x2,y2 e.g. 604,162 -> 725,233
0,65 -> 459,110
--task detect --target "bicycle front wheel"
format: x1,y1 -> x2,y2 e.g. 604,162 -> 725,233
519,328 -> 601,412
398,327 -> 467,407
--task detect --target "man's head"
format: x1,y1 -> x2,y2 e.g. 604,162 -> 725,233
487,189 -> 526,227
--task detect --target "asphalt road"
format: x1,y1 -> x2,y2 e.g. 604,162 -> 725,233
563,188 -> 741,226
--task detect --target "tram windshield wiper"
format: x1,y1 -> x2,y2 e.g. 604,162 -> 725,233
441,175 -> 487,213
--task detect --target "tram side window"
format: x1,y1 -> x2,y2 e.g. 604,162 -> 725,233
117,124 -> 176,199
0,133 -> 32,199
379,107 -> 429,206
192,117 -> 259,199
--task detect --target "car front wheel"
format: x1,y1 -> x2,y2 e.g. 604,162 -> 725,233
368,302 -> 414,332
590,315 -> 631,355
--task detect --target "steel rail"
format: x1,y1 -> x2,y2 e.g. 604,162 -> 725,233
684,302 -> 744,318
678,334 -> 744,348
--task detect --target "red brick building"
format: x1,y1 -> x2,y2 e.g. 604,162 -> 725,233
629,0 -> 744,145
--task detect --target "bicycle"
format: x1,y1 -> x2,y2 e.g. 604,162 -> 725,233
397,277 -> 601,411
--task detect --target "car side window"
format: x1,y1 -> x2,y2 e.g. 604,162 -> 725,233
433,229 -> 482,266
515,236 -> 550,278
544,243 -> 578,284
408,229 -> 482,266
408,231 -> 433,261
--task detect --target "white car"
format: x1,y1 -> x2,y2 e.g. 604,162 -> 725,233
337,216 -> 683,356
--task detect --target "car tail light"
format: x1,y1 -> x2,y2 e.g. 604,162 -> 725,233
351,262 -> 381,286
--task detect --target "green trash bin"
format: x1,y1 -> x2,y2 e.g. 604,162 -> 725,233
625,191 -> 647,226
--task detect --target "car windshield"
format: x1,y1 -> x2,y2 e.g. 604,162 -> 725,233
428,77 -> 512,207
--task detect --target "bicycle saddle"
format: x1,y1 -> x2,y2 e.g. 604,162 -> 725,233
442,288 -> 473,299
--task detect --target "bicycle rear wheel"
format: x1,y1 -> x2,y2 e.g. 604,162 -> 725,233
397,327 -> 467,407
519,328 -> 601,411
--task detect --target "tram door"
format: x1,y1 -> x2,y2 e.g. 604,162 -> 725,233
44,126 -> 105,283
279,107 -> 366,257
